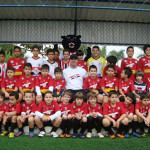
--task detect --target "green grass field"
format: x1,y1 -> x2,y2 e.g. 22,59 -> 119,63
0,136 -> 149,150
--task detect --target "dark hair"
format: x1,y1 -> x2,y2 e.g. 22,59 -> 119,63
41,64 -> 49,70
134,70 -> 144,79
14,46 -> 21,51
89,65 -> 97,71
143,45 -> 150,53
108,90 -> 118,97
63,49 -> 70,54
32,45 -> 40,51
74,92 -> 84,100
6,67 -> 15,73
24,63 -> 32,69
140,92 -> 150,100
54,67 -> 62,74
44,91 -> 54,97
0,91 -> 5,98
92,46 -> 100,50
123,67 -> 132,78
106,56 -> 117,65
9,91 -> 19,100
87,91 -> 97,99
54,49 -> 60,54
24,90 -> 33,96
47,49 -> 54,55
126,92 -> 135,103
126,46 -> 134,52
76,50 -> 84,56
0,51 -> 5,57
106,64 -> 115,71
62,90 -> 72,98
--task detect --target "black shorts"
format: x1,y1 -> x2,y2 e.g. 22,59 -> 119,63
43,120 -> 53,127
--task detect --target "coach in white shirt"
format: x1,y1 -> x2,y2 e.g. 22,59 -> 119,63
63,54 -> 88,102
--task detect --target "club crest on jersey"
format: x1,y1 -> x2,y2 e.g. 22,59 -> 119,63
22,61 -> 25,64
118,107 -> 120,110
10,60 -> 14,63
124,60 -> 127,62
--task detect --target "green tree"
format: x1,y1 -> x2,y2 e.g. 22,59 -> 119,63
108,50 -> 125,62
100,46 -> 107,58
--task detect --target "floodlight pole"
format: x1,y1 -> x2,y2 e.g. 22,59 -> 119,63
74,0 -> 78,36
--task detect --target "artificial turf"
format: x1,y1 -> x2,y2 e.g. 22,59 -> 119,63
0,135 -> 149,150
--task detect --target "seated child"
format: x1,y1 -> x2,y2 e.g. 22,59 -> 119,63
71,92 -> 87,138
15,91 -> 37,138
1,91 -> 21,138
103,90 -> 126,139
86,91 -> 104,138
59,90 -> 72,138
53,67 -> 66,102
35,91 -> 62,138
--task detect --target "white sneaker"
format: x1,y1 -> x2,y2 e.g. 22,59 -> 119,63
50,132 -> 59,138
97,132 -> 104,138
86,132 -> 92,138
38,131 -> 46,138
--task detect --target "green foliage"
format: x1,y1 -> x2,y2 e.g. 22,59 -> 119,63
108,49 -> 125,61
100,46 -> 107,58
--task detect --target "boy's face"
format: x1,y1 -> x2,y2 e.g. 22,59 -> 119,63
88,97 -> 97,105
24,66 -> 32,75
55,72 -> 62,79
77,55 -> 83,61
135,75 -> 142,82
24,93 -> 33,104
41,69 -> 49,77
54,52 -> 59,60
92,48 -> 100,58
145,47 -> 150,56
7,70 -> 14,79
0,96 -> 4,104
63,94 -> 71,103
109,94 -> 118,104
89,68 -> 97,78
127,48 -> 134,58
106,68 -> 115,77
47,52 -> 54,60
141,98 -> 149,106
9,96 -> 17,105
45,93 -> 53,105
14,48 -> 21,58
75,97 -> 83,106
0,54 -> 5,63
32,48 -> 39,57
124,96 -> 133,105
121,70 -> 127,78
63,52 -> 70,60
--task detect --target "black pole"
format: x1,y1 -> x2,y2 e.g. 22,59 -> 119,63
74,0 -> 77,36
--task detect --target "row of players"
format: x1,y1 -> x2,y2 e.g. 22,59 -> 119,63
0,61 -> 149,106
0,90 -> 149,139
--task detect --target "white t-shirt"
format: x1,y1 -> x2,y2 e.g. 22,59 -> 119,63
63,66 -> 88,90
27,57 -> 44,76
43,60 -> 58,78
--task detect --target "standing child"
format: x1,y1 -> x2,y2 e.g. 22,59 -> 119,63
86,91 -> 104,138
103,90 -> 127,139
59,90 -> 72,138
101,65 -> 118,105
71,92 -> 87,138
35,91 -> 62,138
27,45 -> 44,77
0,92 -> 7,133
35,64 -> 53,105
15,91 -> 37,138
54,49 -> 60,65
53,67 -> 66,102
43,49 -> 58,78
1,91 -> 21,138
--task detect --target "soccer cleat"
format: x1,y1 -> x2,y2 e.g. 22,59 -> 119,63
116,134 -> 124,138
15,131 -> 23,137
79,133 -> 85,139
50,132 -> 59,138
8,132 -> 15,138
60,133 -> 66,138
132,132 -> 141,138
72,133 -> 77,138
86,132 -> 92,138
1,131 -> 8,136
141,133 -> 146,138
65,134 -> 71,138
38,131 -> 46,138
109,134 -> 115,139
124,133 -> 130,138
97,132 -> 104,138
29,132 -> 35,138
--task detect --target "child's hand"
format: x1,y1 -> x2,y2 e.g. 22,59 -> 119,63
7,113 -> 12,118
76,114 -> 81,120
93,112 -> 98,118
68,114 -> 72,119
62,114 -> 67,120
116,120 -> 120,128
144,118 -> 149,126
128,113 -> 133,120
112,120 -> 116,128
5,92 -> 9,98
42,115 -> 49,122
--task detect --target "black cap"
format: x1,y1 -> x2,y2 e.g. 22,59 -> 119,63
70,54 -> 78,59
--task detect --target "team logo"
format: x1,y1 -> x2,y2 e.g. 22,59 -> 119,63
118,107 -> 120,110
10,60 -> 14,63
22,61 -> 25,64
143,58 -> 145,61
124,60 -> 127,63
